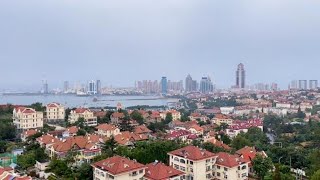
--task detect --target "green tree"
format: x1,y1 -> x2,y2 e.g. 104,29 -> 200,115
77,129 -> 87,136
231,135 -> 251,150
311,169 -> 320,180
103,136 -> 117,156
253,155 -> 273,180
130,110 -> 144,125
273,164 -> 281,180
164,113 -> 173,124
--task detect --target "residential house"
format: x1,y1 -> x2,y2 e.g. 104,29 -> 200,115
95,123 -> 120,137
144,161 -> 185,180
92,156 -> 146,180
46,103 -> 65,122
214,152 -> 250,180
110,112 -> 125,124
13,107 -> 44,131
68,108 -> 97,127
168,146 -> 218,180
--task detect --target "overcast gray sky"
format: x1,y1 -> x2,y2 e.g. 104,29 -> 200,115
1,0 -> 320,90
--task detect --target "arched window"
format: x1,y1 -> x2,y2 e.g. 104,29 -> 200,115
242,166 -> 247,170
180,159 -> 186,164
174,157 -> 179,162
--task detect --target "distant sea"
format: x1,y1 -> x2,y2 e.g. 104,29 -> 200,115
0,94 -> 179,108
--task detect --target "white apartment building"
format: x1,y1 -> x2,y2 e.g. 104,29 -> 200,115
92,156 -> 146,180
160,110 -> 181,121
46,102 -> 65,122
220,107 -> 235,115
168,146 -> 217,180
68,108 -> 97,126
214,152 -> 250,180
95,123 -> 120,137
13,107 -> 44,130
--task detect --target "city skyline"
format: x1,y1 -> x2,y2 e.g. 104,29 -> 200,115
1,0 -> 320,90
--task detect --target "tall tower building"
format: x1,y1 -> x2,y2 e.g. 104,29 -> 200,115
88,80 -> 97,95
200,76 -> 213,94
236,63 -> 246,88
309,80 -> 318,90
185,74 -> 197,92
43,80 -> 49,94
96,80 -> 102,95
161,77 -> 168,95
298,80 -> 307,90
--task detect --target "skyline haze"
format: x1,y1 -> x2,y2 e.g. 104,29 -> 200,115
1,0 -> 320,90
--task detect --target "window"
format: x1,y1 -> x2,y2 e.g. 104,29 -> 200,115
174,164 -> 179,170
224,175 -> 228,179
242,173 -> 247,178
180,159 -> 186,164
206,159 -> 210,163
132,171 -> 137,176
224,167 -> 228,171
190,161 -> 193,165
180,167 -> 186,171
174,157 -> 179,162
242,166 -> 247,170
139,169 -> 144,174
217,166 -> 220,169
217,172 -> 221,177
206,166 -> 211,172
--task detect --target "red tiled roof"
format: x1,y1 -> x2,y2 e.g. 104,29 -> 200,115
74,108 -> 91,114
169,146 -> 216,161
14,107 -> 36,114
47,102 -> 61,108
92,156 -> 145,175
23,129 -> 38,137
134,125 -> 152,134
96,123 -> 118,132
66,126 -> 79,134
145,162 -> 185,180
215,152 -> 250,168
111,112 -> 124,118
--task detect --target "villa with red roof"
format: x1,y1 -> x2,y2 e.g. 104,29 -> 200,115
144,161 -> 185,180
46,102 -> 65,122
236,146 -> 268,173
168,146 -> 217,180
95,123 -> 120,137
0,167 -> 32,180
68,108 -> 97,126
214,152 -> 250,180
92,156 -> 146,180
226,119 -> 263,139
13,107 -> 44,131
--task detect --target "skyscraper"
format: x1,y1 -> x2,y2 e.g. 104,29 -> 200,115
200,76 -> 213,94
298,80 -> 307,90
185,74 -> 197,92
236,63 -> 246,88
88,80 -> 97,95
309,80 -> 318,90
161,77 -> 167,95
96,80 -> 102,95
43,80 -> 49,94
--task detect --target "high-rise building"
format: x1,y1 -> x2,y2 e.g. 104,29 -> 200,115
271,83 -> 278,91
136,80 -> 159,94
43,80 -> 49,94
309,80 -> 318,90
161,77 -> 168,95
63,81 -> 69,93
200,76 -> 214,94
290,80 -> 298,89
168,80 -> 184,92
88,80 -> 97,95
96,80 -> 102,95
298,80 -> 307,90
236,63 -> 246,88
185,74 -> 197,92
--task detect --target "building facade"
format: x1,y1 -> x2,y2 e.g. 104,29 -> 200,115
46,102 -> 65,122
236,63 -> 245,89
68,108 -> 98,126
13,107 -> 44,130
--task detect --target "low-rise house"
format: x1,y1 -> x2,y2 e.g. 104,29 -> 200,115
114,131 -> 148,146
92,156 -> 146,180
214,152 -> 250,180
220,107 -> 235,115
50,136 -> 101,163
212,114 -> 233,126
0,167 -> 32,180
168,146 -> 218,180
188,113 -> 208,122
110,112 -> 125,124
160,110 -> 181,121
37,134 -> 61,150
144,161 -> 185,180
226,119 -> 263,139
165,130 -> 194,142
95,123 -> 120,137
204,137 -> 231,151
21,129 -> 38,142
68,108 -> 97,127
133,125 -> 152,136
13,107 -> 44,131
62,126 -> 79,138
236,146 -> 268,173
46,103 -> 65,122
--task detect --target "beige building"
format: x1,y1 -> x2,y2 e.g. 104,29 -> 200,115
214,152 -> 250,180
212,114 -> 233,126
92,156 -> 146,180
95,123 -> 120,137
46,102 -> 65,122
168,146 -> 217,180
13,107 -> 44,130
160,110 -> 181,121
68,108 -> 97,126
